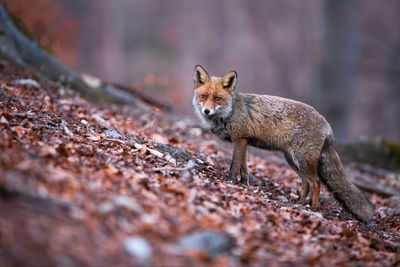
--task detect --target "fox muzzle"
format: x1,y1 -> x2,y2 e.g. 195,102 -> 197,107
202,107 -> 215,116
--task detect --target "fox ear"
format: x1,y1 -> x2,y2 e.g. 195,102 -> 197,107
222,71 -> 237,91
194,65 -> 210,87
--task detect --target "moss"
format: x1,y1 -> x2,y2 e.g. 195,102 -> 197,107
381,139 -> 400,168
3,4 -> 51,53
337,138 -> 400,171
3,5 -> 34,41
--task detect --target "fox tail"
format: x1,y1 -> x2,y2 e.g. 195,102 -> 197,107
318,137 -> 374,222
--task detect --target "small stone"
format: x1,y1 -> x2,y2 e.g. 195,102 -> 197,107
91,113 -> 107,127
98,195 -> 143,214
105,129 -> 124,139
179,230 -> 236,256
385,196 -> 400,209
277,196 -> 289,203
301,210 -> 325,220
114,195 -> 142,212
17,78 -> 40,89
185,160 -> 196,169
181,170 -> 193,180
0,116 -> 8,124
98,201 -> 114,213
124,236 -> 152,264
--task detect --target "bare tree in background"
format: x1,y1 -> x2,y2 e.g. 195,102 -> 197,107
4,0 -> 400,142
315,0 -> 358,140
349,0 -> 400,142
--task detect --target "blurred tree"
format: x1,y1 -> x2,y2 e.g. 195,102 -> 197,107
0,3 -> 148,107
0,3 -> 86,93
315,0 -> 358,140
349,0 -> 400,142
4,0 -> 399,142
2,0 -> 80,68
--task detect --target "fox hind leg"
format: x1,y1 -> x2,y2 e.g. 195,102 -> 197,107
291,152 -> 321,206
311,180 -> 320,207
298,178 -> 310,204
298,174 -> 320,207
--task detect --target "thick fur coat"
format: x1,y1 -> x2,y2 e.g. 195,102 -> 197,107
192,65 -> 374,222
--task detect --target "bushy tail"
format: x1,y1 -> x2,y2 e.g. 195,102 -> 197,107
318,137 -> 374,222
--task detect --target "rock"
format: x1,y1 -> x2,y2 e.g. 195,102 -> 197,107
385,196 -> 400,209
15,78 -> 40,89
123,236 -> 152,264
91,113 -> 107,127
277,196 -> 289,203
104,129 -> 124,139
301,210 -> 325,220
56,255 -> 82,267
98,195 -> 143,214
179,230 -> 236,256
378,196 -> 400,218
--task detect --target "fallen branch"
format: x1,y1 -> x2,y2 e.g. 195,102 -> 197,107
153,167 -> 190,172
133,143 -> 177,165
152,141 -> 202,164
349,173 -> 400,197
353,163 -> 399,178
104,129 -> 204,166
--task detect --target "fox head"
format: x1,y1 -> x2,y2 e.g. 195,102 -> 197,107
192,65 -> 237,127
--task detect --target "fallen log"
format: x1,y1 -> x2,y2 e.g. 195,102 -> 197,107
349,173 -> 400,197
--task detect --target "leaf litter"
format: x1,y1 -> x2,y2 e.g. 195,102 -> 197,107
0,69 -> 399,266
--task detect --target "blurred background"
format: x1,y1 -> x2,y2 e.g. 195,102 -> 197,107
4,0 -> 400,142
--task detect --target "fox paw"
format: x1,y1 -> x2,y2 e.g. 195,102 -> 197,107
298,198 -> 312,206
240,174 -> 249,186
240,171 -> 256,187
227,173 -> 241,184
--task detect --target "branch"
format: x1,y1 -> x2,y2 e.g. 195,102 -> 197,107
349,173 -> 400,197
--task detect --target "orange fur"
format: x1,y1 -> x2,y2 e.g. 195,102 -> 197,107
192,65 -> 374,222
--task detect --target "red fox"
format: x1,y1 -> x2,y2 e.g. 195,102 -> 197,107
192,65 -> 374,222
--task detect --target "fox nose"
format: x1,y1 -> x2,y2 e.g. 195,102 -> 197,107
204,108 -> 210,115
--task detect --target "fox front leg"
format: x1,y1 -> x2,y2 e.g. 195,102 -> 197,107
228,139 -> 248,184
240,145 -> 249,186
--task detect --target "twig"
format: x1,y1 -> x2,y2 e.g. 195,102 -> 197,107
153,166 -> 190,172
63,125 -> 73,136
133,143 -> 177,165
354,163 -> 399,178
107,138 -> 126,144
33,124 -> 59,130
0,122 -> 21,126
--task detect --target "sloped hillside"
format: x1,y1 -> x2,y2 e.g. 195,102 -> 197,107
0,67 -> 399,266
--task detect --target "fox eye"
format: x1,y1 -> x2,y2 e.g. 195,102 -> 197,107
201,94 -> 207,100
215,97 -> 221,101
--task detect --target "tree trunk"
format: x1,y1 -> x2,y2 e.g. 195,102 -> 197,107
0,3 -> 157,108
314,0 -> 358,141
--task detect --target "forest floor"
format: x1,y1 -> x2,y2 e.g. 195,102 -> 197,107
0,66 -> 399,267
